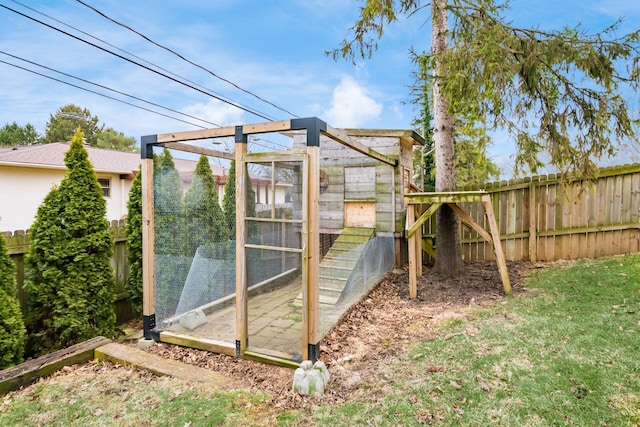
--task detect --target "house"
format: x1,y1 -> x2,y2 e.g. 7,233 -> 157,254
0,143 -> 142,232
0,143 -> 288,232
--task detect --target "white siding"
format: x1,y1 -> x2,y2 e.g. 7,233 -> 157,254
0,165 -> 132,232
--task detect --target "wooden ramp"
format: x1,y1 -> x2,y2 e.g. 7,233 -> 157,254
295,227 -> 375,306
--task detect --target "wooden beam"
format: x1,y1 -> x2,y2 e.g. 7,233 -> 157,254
406,202 -> 442,237
156,120 -> 292,143
407,204 -> 417,299
0,337 -> 111,394
482,195 -> 512,295
235,143 -> 248,356
405,191 -> 487,205
242,120 -> 292,134
155,331 -> 236,357
141,158 -> 154,318
323,125 -> 398,167
244,150 -> 306,164
447,203 -> 493,244
95,342 -> 231,386
162,142 -> 234,160
157,126 -> 237,142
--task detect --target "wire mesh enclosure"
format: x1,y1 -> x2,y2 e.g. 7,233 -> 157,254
140,118 -> 423,365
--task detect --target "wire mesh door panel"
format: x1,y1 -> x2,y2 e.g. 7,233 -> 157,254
243,154 -> 306,361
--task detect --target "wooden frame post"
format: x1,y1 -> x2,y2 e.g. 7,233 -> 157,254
141,137 -> 156,340
141,157 -> 155,338
407,204 -> 417,298
235,126 -> 248,357
306,136 -> 321,362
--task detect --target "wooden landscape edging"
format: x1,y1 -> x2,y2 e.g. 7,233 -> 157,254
0,336 -> 112,394
94,342 -> 231,387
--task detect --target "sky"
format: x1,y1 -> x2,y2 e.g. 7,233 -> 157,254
1,0 -> 639,177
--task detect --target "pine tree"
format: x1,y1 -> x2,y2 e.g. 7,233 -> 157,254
184,156 -> 227,255
222,160 -> 258,240
24,129 -> 115,355
0,233 -> 26,368
332,0 -> 639,276
152,149 -> 186,317
154,149 -> 184,255
125,166 -> 143,315
222,160 -> 237,240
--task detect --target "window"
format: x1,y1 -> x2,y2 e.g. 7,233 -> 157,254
98,178 -> 111,197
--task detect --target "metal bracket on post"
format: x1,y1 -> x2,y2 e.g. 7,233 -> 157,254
308,343 -> 320,363
290,117 -> 327,147
235,125 -> 247,144
143,314 -> 156,340
140,134 -> 157,159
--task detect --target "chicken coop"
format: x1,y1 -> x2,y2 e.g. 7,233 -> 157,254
140,117 -> 423,365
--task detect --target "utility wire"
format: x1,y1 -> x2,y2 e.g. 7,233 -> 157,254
0,3 -> 277,121
74,0 -> 300,119
9,0 -> 276,123
0,50 -> 222,128
0,59 -> 210,129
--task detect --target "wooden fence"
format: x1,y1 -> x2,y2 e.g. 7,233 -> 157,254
427,163 -> 640,262
3,220 -> 134,324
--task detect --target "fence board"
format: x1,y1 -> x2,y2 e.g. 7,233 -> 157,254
3,220 -> 133,324
439,164 -> 640,262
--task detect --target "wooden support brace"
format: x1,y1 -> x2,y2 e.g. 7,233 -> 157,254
447,203 -> 493,244
482,195 -> 512,295
406,202 -> 441,238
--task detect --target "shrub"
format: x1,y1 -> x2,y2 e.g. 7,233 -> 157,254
184,155 -> 227,255
125,166 -> 143,315
0,233 -> 26,369
24,129 -> 115,355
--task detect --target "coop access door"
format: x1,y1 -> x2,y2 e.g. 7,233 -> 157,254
240,151 -> 308,362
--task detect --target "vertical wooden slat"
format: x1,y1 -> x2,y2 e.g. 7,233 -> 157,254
235,142 -> 248,356
528,182 -> 537,262
620,173 -> 633,253
141,158 -> 155,320
631,172 -> 640,253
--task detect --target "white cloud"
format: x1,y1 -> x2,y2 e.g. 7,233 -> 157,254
322,76 -> 383,128
181,99 -> 245,127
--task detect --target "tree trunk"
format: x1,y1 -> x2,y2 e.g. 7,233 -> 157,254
432,0 -> 464,275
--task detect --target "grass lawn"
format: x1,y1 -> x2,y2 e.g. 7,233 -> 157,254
298,254 -> 640,426
2,254 -> 639,426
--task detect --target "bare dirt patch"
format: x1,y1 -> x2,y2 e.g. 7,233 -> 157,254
145,261 -> 534,411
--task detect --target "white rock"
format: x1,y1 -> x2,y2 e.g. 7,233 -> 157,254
179,309 -> 207,331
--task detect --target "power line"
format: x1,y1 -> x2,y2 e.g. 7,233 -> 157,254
0,50 -> 222,128
0,59 -> 210,129
74,0 -> 300,119
0,3 -> 277,121
0,54 -> 290,149
9,0 -> 274,123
